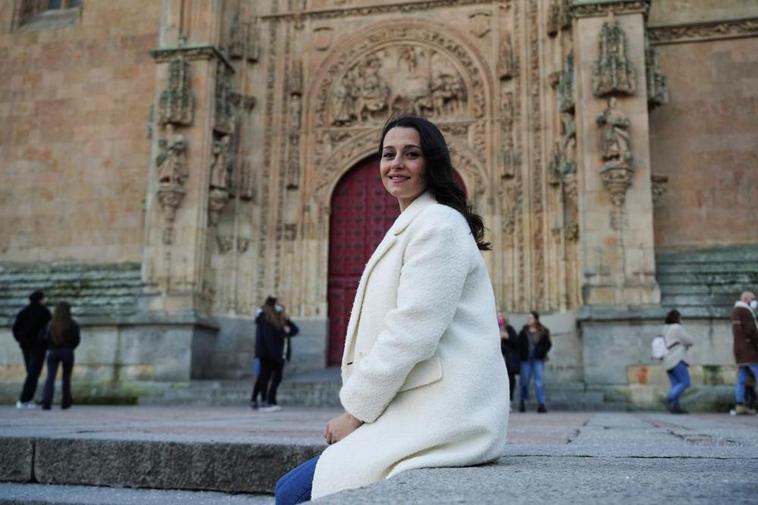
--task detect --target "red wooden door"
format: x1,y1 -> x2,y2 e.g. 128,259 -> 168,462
328,156 -> 399,366
327,159 -> 467,366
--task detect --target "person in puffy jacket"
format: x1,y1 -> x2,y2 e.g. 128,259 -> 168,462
40,302 -> 80,410
12,290 -> 51,409
661,309 -> 694,414
517,311 -> 552,413
251,296 -> 299,412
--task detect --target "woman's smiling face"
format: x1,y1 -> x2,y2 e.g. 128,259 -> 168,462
380,127 -> 427,211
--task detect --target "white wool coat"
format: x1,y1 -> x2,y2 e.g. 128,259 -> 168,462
311,192 -> 509,500
662,323 -> 694,371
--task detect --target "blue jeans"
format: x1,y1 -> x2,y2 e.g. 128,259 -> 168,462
275,455 -> 319,505
520,359 -> 545,405
666,361 -> 690,406
735,364 -> 758,404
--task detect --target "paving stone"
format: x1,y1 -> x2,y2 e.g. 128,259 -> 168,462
0,483 -> 273,505
0,437 -> 33,482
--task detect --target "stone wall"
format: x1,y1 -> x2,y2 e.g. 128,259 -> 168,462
0,1 -> 159,263
649,0 -> 758,251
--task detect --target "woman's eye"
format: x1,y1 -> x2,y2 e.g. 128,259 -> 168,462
382,152 -> 394,159
406,152 -> 420,159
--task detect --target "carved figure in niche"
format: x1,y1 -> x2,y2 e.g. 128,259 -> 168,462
498,33 -> 515,80
468,11 -> 492,38
333,66 -> 359,125
355,56 -> 390,121
159,56 -> 194,126
313,26 -> 334,52
239,159 -> 255,201
596,97 -> 632,164
645,36 -> 669,109
501,91 -> 514,125
229,15 -> 261,62
557,53 -> 575,113
215,64 -> 236,134
289,94 -> 302,131
156,134 -> 188,186
592,18 -> 636,96
210,135 -> 233,190
547,0 -> 570,37
399,46 -> 419,74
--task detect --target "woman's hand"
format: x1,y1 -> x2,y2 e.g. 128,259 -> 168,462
324,412 -> 363,445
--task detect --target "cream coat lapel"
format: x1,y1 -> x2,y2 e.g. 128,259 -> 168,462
341,192 -> 437,367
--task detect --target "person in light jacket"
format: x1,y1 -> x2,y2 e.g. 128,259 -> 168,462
662,309 -> 694,414
274,116 -> 508,504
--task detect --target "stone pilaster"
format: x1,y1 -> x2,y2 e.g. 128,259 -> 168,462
571,0 -> 660,306
142,0 -> 226,313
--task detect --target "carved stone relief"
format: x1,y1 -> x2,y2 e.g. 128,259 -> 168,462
158,55 -> 194,127
328,46 -> 468,126
229,14 -> 260,62
312,26 -> 334,51
497,32 -> 515,81
644,35 -> 669,109
596,97 -> 634,229
651,173 -> 668,206
547,0 -> 570,37
468,11 -> 491,38
592,18 -> 636,97
156,132 -> 189,245
214,63 -> 237,135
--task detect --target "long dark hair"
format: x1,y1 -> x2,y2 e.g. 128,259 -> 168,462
379,116 -> 491,251
262,296 -> 285,330
665,309 -> 681,325
50,302 -> 72,346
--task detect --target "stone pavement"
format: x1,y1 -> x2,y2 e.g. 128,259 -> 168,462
0,407 -> 756,504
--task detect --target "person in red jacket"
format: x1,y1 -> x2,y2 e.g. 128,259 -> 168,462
731,291 -> 758,415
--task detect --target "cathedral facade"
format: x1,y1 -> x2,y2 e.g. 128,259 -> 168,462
1,0 -> 757,408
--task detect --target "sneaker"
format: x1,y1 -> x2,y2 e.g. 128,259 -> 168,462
250,400 -> 260,410
16,401 -> 35,410
260,404 -> 282,413
518,400 -> 526,413
537,404 -> 547,414
663,398 -> 674,413
735,404 -> 755,416
671,404 -> 689,414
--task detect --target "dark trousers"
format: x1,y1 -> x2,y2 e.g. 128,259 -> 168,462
42,348 -> 74,409
19,347 -> 46,403
507,371 -> 517,400
252,358 -> 285,405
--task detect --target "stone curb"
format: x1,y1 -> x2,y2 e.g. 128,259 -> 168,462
0,436 -> 322,494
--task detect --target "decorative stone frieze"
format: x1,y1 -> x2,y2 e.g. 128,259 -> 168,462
569,0 -> 650,19
647,18 -> 758,45
592,18 -> 636,97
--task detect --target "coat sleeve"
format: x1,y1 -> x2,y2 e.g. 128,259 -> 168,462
675,325 -> 694,348
339,222 -> 469,423
286,319 -> 300,338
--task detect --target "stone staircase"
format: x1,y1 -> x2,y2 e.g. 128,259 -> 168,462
0,262 -> 143,324
656,246 -> 758,318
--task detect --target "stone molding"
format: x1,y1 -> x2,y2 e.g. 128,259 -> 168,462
260,0 -> 499,22
570,0 -> 649,19
150,44 -> 235,71
648,18 -> 758,45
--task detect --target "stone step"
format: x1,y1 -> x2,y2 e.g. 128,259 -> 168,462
656,272 -> 756,286
657,283 -> 744,295
656,261 -> 758,275
656,245 -> 758,264
1,434 -> 321,495
659,293 -> 736,307
0,483 -> 273,505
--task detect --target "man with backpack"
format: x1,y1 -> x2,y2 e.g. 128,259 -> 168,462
12,290 -> 52,409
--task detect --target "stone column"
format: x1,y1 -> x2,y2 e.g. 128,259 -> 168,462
142,0 -> 225,314
571,0 -> 660,307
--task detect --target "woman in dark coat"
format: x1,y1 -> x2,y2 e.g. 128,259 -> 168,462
498,312 -> 520,406
251,296 -> 299,412
41,302 -> 80,410
517,311 -> 552,413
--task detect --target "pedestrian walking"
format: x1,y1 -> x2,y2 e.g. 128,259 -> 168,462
498,312 -> 520,405
517,311 -> 552,413
12,290 -> 51,409
731,291 -> 758,416
661,309 -> 694,414
250,296 -> 299,412
274,116 -> 508,505
40,302 -> 80,410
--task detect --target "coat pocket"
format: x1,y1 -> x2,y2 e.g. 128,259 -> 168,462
399,355 -> 443,392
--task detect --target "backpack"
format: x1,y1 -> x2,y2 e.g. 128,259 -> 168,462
651,334 -> 668,360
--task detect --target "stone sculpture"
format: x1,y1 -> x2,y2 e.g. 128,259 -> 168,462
597,98 -> 634,229
592,18 -> 636,97
158,55 -> 194,126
